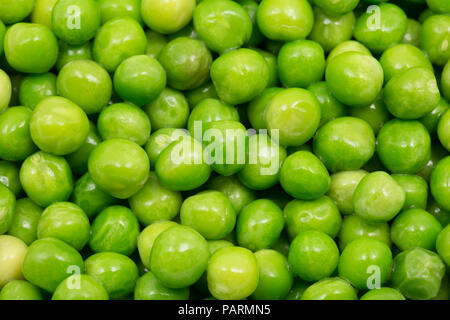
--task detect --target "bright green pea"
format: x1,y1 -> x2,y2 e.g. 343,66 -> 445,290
251,249 -> 293,300
427,198 -> 450,228
166,22 -> 198,41
144,88 -> 190,131
210,48 -> 269,105
22,238 -> 84,293
309,7 -> 355,52
247,87 -> 283,131
0,184 -> 15,235
289,230 -> 339,282
301,277 -> 357,300
145,128 -> 190,169
4,23 -> 58,74
99,0 -> 143,25
0,280 -> 43,300
134,271 -> 189,300
421,15 -> 450,66
19,73 -> 57,110
384,67 -> 440,119
338,215 -> 391,250
401,18 -> 421,47
391,208 -> 442,251
141,0 -> 196,34
52,274 -> 109,300
145,30 -> 168,60
280,151 -> 330,200
85,252 -> 139,300
436,225 -> 450,267
0,0 -> 35,24
327,170 -> 368,215
430,156 -> 450,211
326,40 -> 372,66
360,287 -> 405,300
114,55 -> 166,106
0,161 -> 21,197
348,95 -> 391,135
391,247 -> 445,300
312,0 -> 359,16
377,119 -> 431,174
354,3 -> 408,54
308,81 -> 347,128
150,225 -> 209,289
7,198 -> 42,246
0,69 -> 11,112
193,0 -> 252,54
426,0 -> 450,13
278,40 -> 325,88
326,52 -> 383,108
89,205 -> 140,256
56,41 -> 92,71
338,238 -> 392,290
185,82 -> 218,109
438,109 -> 450,151
57,60 -> 112,115
236,199 -> 284,251
238,134 -> 287,191
207,246 -> 258,300
392,174 -> 428,210
251,49 -> 279,88
353,171 -> 405,223
19,151 -> 73,208
256,0 -> 314,41
93,17 -> 147,72
88,139 -> 150,199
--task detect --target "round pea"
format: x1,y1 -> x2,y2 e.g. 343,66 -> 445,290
360,287 -> 405,300
99,0 -> 143,25
338,215 -> 391,250
430,156 -> 450,211
56,41 -> 92,71
327,170 -> 368,215
301,277 -> 357,300
19,73 -> 57,110
52,274 -> 109,300
7,198 -> 42,246
134,271 -> 189,300
0,69 -> 11,112
438,109 -> 450,152
0,235 -> 27,288
421,15 -> 450,66
436,225 -> 450,267
392,174 -> 428,210
0,280 -> 43,300
145,128 -> 190,169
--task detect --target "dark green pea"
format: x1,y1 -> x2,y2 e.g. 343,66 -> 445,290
0,161 -> 21,197
392,174 -> 428,210
436,225 -> 450,267
185,82 -> 218,109
134,271 -> 189,300
427,198 -> 450,228
7,198 -> 42,246
247,87 -> 283,131
19,73 -> 57,110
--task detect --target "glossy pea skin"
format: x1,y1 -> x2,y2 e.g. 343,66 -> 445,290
155,136 -> 211,192
285,278 -> 309,300
0,0 -> 35,25
392,174 -> 428,210
338,238 -> 392,290
360,287 -> 405,300
99,0 -> 143,25
0,236 -> 27,289
0,69 -> 11,112
377,119 -> 431,174
309,7 -> 355,52
19,152 -> 73,208
4,23 -> 58,74
210,48 -> 269,105
236,199 -> 284,251
427,198 -> 450,228
241,0 -> 264,47
348,95 -> 391,135
384,67 -> 440,120
254,49 -> 279,88
129,172 -> 182,226
338,215 -> 391,250
145,30 -> 168,60
421,15 -> 450,66
326,40 -> 372,66
0,184 -> 15,235
97,103 -> 151,146
238,134 -> 287,191
85,252 -> 139,300
134,271 -> 189,300
391,247 -> 445,300
354,3 -> 408,54
418,143 -> 448,182
438,109 -> 450,152
150,225 -> 209,289
114,55 -> 166,106
251,249 -> 293,300
56,41 -> 93,71
193,0 -> 252,54
280,151 -> 330,200
93,17 -> 147,73
391,208 -> 442,252
7,198 -> 42,246
264,88 -> 321,147
442,60 -> 450,101
430,157 -> 450,211
181,190 -> 236,240
419,98 -> 449,138
353,171 -> 405,223
313,117 -> 375,173
185,81 -> 218,109
312,0 -> 359,16
436,225 -> 450,267
247,87 -> 283,131
0,160 -> 22,197
288,230 -> 339,282
22,238 -> 84,293
326,52 -> 383,108
256,0 -> 314,42
0,280 -> 43,300
145,128 -> 189,169
401,18 -> 421,47
30,96 -> 90,155
327,170 -> 368,215
57,60 -> 112,115
141,0 -> 195,34
88,139 -> 150,199
144,88 -> 190,132
207,246 -> 259,300
301,277 -> 357,300
52,274 -> 109,300
19,73 -> 57,110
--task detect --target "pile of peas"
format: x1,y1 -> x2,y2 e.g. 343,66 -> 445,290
0,0 -> 449,301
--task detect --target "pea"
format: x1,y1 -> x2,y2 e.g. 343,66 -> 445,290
0,69 -> 11,112
145,30 -> 168,60
301,277 -> 357,300
52,274 -> 109,300
438,109 -> 450,152
392,174 -> 428,210
430,157 -> 450,211
327,170 -> 368,215
436,225 -> 450,267
19,73 -> 57,110
421,15 -> 450,66
401,18 -> 421,47
0,235 -> 27,288
0,280 -> 43,300
419,98 -> 449,138
99,0 -> 143,25
0,0 -> 35,25
55,41 -> 92,71
134,271 -> 189,300
360,287 -> 405,300
145,128 -> 190,169
338,215 -> 391,250
247,87 -> 283,131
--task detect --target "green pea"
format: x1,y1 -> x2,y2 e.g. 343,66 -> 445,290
312,0 -> 359,16
360,287 -> 405,300
241,0 -> 264,47
0,184 -> 15,235
89,205 -> 140,256
436,225 -> 450,267
427,198 -> 450,228
19,73 -> 57,110
20,151 -> 73,208
150,225 -> 209,289
251,249 -> 293,300
442,59 -> 450,101
0,161 -> 21,197
326,40 -> 372,66
134,271 -> 189,300
338,215 -> 391,250
236,199 -> 284,251
392,174 -> 428,210
419,98 -> 449,138
99,0 -> 143,25
145,128 -> 190,169
353,171 -> 405,223
52,274 -> 109,300
301,277 -> 357,300
430,156 -> 450,211
327,170 -> 368,215
185,82 -> 218,109
7,198 -> 42,246
0,69 -> 11,112
285,278 -> 309,300
145,30 -> 168,60
417,143 -> 448,182
421,15 -> 450,66
22,238 -> 84,293
85,252 -> 139,300
56,41 -> 93,71
308,81 -> 347,128
401,18 -> 421,47
0,0 -> 35,25
247,87 -> 283,131
0,280 -> 43,300
438,109 -> 450,152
